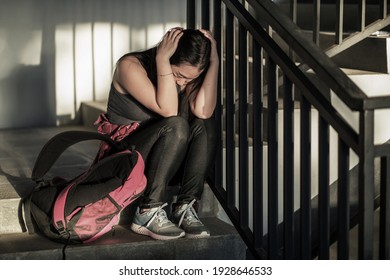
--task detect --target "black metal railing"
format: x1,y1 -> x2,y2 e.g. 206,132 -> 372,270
279,0 -> 390,76
187,0 -> 390,259
274,0 -> 390,58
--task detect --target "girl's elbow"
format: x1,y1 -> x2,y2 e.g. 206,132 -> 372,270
195,110 -> 214,119
191,103 -> 215,119
160,109 -> 178,118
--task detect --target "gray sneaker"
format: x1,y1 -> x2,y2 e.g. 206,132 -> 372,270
172,199 -> 210,238
130,203 -> 185,240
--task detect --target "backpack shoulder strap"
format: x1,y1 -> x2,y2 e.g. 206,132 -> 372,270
20,194 -> 33,233
31,130 -> 118,182
20,180 -> 52,234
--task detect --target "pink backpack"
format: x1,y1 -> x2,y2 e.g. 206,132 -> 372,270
23,130 -> 146,244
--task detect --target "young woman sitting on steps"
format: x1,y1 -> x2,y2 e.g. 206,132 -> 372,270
96,27 -> 219,240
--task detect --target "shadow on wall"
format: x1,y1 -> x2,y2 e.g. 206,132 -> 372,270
0,65 -> 55,129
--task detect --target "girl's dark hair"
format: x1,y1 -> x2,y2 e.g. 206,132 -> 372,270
118,29 -> 211,97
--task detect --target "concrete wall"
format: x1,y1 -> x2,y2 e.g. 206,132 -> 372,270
0,0 -> 186,129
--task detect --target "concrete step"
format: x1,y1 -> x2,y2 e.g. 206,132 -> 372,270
0,124 -> 241,259
0,124 -> 224,234
0,217 -> 246,260
81,100 -> 107,129
0,125 -> 104,229
295,33 -> 390,74
0,95 -> 240,258
0,125 -> 100,234
332,36 -> 390,74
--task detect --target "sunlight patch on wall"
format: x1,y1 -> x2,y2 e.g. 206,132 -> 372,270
93,22 -> 112,101
55,24 -> 75,121
54,20 -> 187,124
146,24 -> 164,48
131,28 -> 146,51
164,22 -> 183,31
0,29 -> 10,79
19,30 -> 42,66
75,23 -> 93,108
112,23 -> 130,66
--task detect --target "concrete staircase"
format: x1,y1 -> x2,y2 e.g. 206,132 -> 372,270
0,218 -> 244,260
0,105 -> 246,260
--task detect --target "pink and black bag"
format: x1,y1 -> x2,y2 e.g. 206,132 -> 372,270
23,130 -> 146,244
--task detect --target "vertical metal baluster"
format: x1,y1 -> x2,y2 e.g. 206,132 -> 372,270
213,0 -> 223,191
290,0 -> 297,23
313,0 -> 321,45
253,42 -> 265,256
358,110 -> 375,259
225,8 -> 236,211
335,0 -> 344,45
283,76 -> 294,259
358,0 -> 366,31
187,0 -> 196,29
318,116 -> 330,259
289,0 -> 297,59
239,20 -> 249,228
379,156 -> 390,259
379,0 -> 387,19
267,58 -> 279,259
300,95 -> 311,259
201,0 -> 210,29
337,137 -> 350,259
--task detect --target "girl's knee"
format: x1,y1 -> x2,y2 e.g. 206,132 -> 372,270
163,116 -> 190,142
191,117 -> 217,140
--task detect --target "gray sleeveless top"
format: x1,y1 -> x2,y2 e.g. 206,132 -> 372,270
106,83 -> 191,126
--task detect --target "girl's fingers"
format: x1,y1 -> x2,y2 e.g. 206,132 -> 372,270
199,28 -> 211,36
199,29 -> 216,43
166,27 -> 183,38
164,31 -> 182,45
158,28 -> 184,58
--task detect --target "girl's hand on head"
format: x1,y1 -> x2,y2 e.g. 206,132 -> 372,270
157,27 -> 184,61
199,29 -> 219,63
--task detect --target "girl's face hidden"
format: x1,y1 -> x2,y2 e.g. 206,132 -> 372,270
171,64 -> 202,90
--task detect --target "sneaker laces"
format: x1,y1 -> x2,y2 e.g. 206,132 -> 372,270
177,199 -> 201,227
145,203 -> 171,227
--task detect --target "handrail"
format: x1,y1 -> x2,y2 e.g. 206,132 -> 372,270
222,0 -> 360,153
189,0 -> 390,260
248,0 -> 390,111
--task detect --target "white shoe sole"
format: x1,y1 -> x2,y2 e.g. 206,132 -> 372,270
130,223 -> 185,240
185,231 -> 210,239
